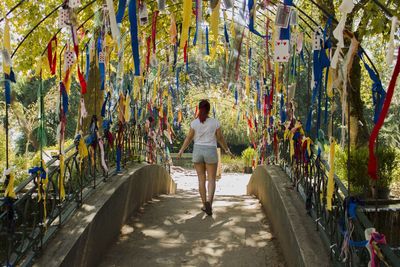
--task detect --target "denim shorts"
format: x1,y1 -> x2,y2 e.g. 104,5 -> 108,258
192,144 -> 218,164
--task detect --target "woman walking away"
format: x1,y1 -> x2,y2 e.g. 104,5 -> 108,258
178,100 -> 233,216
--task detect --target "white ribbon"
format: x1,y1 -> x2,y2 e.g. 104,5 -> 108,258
158,0 -> 166,11
97,134 -> 109,173
106,0 -> 120,42
338,0 -> 354,14
80,98 -> 88,126
386,16 -> 398,65
332,0 -> 354,70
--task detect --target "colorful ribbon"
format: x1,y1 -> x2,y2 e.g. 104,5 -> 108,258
368,47 -> 400,180
129,0 -> 141,75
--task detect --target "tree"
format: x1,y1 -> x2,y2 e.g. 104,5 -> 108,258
312,0 -> 399,146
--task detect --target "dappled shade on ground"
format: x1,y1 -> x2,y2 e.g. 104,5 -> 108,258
100,171 -> 285,267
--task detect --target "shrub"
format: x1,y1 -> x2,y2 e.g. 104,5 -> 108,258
241,147 -> 256,167
335,145 -> 399,196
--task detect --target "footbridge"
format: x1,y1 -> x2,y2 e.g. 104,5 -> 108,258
1,140 -> 399,267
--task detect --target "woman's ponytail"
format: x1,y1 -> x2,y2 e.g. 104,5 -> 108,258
198,100 -> 210,123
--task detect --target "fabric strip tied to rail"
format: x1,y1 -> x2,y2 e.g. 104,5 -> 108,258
326,139 -> 336,211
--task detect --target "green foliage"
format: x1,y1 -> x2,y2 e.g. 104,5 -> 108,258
335,144 -> 400,196
241,147 -> 256,167
376,147 -> 399,188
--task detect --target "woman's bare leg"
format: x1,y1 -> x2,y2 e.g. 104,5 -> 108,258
205,163 -> 218,205
194,163 -> 207,206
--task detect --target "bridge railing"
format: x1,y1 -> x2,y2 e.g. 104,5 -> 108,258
0,124 -> 171,266
277,139 -> 400,267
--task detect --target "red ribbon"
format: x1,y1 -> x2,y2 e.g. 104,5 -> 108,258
369,232 -> 386,267
146,36 -> 151,71
151,10 -> 159,54
266,18 -> 271,73
47,37 -> 57,75
184,41 -> 188,63
70,25 -> 87,94
268,73 -> 275,114
368,47 -> 400,180
77,67 -> 87,94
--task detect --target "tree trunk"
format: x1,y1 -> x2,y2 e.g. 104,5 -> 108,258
316,0 -> 370,147
81,58 -> 104,134
348,54 -> 370,146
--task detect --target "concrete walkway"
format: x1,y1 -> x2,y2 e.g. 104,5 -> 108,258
100,170 -> 285,267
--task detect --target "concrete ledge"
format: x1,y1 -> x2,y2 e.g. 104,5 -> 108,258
247,165 -> 330,267
34,164 -> 176,267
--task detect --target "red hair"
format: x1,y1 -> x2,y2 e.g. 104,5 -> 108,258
198,100 -> 210,123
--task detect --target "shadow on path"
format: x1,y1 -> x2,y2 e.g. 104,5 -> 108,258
100,173 -> 285,267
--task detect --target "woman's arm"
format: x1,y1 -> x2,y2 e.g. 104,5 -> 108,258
216,128 -> 234,157
178,128 -> 195,157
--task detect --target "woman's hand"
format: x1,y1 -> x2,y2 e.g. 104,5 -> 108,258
226,149 -> 235,158
177,149 -> 184,159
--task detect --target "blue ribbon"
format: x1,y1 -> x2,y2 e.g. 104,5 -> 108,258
280,93 -> 286,123
305,33 -> 330,133
279,0 -> 293,40
176,67 -> 180,91
101,92 -> 111,118
60,82 -> 68,114
97,37 -> 105,90
205,26 -> 210,55
28,166 -> 46,179
224,23 -> 230,45
358,50 -> 386,124
129,0 -> 141,76
235,88 -> 238,105
116,146 -> 122,172
248,0 -> 266,38
85,45 -> 90,82
256,80 -> 261,110
193,0 -> 199,46
116,0 -> 127,23
4,78 -> 11,104
173,43 -> 178,71
169,85 -> 176,99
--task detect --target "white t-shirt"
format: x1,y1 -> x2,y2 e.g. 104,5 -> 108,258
190,118 -> 220,147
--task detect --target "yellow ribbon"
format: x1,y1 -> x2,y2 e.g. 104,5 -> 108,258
3,19 -> 11,75
289,133 -> 294,160
78,138 -> 89,161
327,140 -> 336,211
180,0 -> 192,49
178,110 -> 182,123
274,63 -> 280,93
59,154 -> 66,201
245,75 -> 250,97
168,95 -> 173,120
327,68 -> 334,98
210,0 -> 220,59
125,93 -> 131,122
4,172 -> 16,199
170,14 -> 177,45
118,92 -> 125,122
